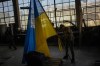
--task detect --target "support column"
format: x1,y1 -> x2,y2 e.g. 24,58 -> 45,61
54,0 -> 57,28
75,0 -> 83,47
12,0 -> 20,42
12,0 -> 20,30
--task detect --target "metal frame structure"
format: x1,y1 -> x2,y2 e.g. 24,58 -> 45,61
0,0 -> 100,29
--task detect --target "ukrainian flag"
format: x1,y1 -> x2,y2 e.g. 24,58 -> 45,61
33,0 -> 57,57
22,0 -> 36,63
23,0 -> 62,62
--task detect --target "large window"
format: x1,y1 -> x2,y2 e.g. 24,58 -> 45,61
18,0 -> 30,30
41,0 -> 76,27
17,0 -> 100,30
81,0 -> 100,27
0,0 -> 14,25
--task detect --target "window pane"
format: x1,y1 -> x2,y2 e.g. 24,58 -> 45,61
5,12 -> 9,17
63,3 -> 69,9
8,1 -> 13,6
5,18 -> 10,23
63,0 -> 69,2
0,13 -> 4,18
87,8 -> 95,13
87,0 -> 95,6
0,8 -> 3,12
9,11 -> 14,16
23,0 -> 28,3
56,12 -> 61,17
4,7 -> 8,12
56,4 -> 62,10
24,3 -> 29,7
70,2 -> 75,8
41,0 -> 47,6
63,11 -> 70,16
10,17 -> 14,22
3,1 -> 8,7
21,16 -> 25,20
56,0 -> 61,4
1,19 -> 4,22
0,3 -> 2,7
20,10 -> 25,15
19,0 -> 23,4
24,10 -> 29,15
43,6 -> 47,11
70,10 -> 75,15
70,0 -> 75,1
49,0 -> 54,5
96,0 -> 100,5
64,16 -> 70,21
8,6 -> 13,11
96,7 -> 100,12
24,16 -> 28,20
51,13 -> 54,17
19,4 -> 24,9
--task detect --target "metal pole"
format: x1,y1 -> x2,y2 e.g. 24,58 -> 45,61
86,0 -> 88,26
12,0 -> 20,43
54,0 -> 57,28
95,0 -> 96,26
12,0 -> 20,28
69,0 -> 72,23
62,0 -> 64,23
2,2 -> 6,25
75,0 -> 82,48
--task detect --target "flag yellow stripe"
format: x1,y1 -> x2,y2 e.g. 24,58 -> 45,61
35,12 -> 51,57
39,13 -> 57,38
35,12 -> 63,57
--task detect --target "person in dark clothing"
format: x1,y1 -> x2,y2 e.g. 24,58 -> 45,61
5,24 -> 17,50
59,24 -> 75,63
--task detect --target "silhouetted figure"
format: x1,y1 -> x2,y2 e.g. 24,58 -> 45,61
59,24 -> 75,63
5,24 -> 17,50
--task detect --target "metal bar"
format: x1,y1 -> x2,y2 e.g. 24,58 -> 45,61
20,7 -> 29,9
0,0 -> 10,2
2,2 -> 6,24
75,0 -> 83,48
54,0 -> 57,28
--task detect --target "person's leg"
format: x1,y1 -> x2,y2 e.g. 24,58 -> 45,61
63,40 -> 68,59
11,38 -> 17,50
69,41 -> 75,63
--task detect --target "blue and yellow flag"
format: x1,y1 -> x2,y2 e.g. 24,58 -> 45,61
22,0 -> 36,63
33,0 -> 57,57
23,0 -> 63,63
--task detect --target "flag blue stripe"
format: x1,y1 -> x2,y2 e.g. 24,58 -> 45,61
22,0 -> 36,63
34,0 -> 49,18
34,0 -> 39,18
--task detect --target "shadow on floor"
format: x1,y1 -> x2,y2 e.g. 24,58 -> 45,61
0,45 -> 100,66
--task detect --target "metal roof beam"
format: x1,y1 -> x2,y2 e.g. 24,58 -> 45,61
0,0 -> 10,2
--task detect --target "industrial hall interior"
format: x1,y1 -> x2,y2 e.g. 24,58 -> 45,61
0,0 -> 100,66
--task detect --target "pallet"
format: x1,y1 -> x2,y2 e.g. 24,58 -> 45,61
44,58 -> 62,66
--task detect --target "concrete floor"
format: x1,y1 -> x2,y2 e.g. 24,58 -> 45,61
0,45 -> 100,66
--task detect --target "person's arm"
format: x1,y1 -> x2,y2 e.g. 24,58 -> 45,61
70,28 -> 74,41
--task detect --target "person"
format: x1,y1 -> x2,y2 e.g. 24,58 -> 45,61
59,24 -> 75,63
5,24 -> 17,50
